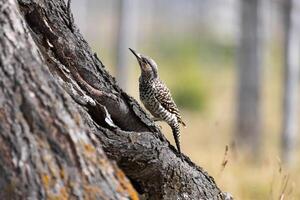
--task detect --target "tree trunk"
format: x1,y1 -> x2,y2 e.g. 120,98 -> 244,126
0,0 -> 228,199
281,0 -> 300,164
71,0 -> 87,36
0,0 -> 137,199
115,0 -> 139,90
236,0 -> 263,155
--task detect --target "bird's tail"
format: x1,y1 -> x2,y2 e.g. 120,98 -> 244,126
178,118 -> 186,127
171,123 -> 181,155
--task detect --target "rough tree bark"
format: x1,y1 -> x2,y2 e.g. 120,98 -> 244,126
0,0 -> 137,199
0,0 -> 229,199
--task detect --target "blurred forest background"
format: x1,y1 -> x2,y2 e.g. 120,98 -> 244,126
71,0 -> 299,199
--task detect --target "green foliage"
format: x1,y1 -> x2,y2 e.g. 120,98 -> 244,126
172,77 -> 207,112
149,34 -> 235,71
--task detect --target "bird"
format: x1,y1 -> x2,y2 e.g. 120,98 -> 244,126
129,48 -> 186,156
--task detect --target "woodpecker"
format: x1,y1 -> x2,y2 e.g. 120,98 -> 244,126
129,48 -> 186,155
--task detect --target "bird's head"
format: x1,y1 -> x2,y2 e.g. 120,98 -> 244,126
129,48 -> 158,80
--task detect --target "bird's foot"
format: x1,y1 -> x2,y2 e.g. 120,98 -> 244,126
152,118 -> 162,129
155,124 -> 162,129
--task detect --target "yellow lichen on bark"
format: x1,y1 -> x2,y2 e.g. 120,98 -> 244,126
83,184 -> 105,200
115,167 -> 139,200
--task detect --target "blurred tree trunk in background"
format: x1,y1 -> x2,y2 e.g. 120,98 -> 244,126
72,0 -> 87,36
281,0 -> 300,164
115,0 -> 138,90
236,0 -> 264,155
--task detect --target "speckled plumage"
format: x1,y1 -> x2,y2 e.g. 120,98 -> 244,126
130,48 -> 185,155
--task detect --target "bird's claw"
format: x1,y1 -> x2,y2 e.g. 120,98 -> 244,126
156,124 -> 162,129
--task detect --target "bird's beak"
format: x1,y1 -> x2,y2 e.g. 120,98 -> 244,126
129,48 -> 141,60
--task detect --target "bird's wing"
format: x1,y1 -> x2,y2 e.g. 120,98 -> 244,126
153,80 -> 186,126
